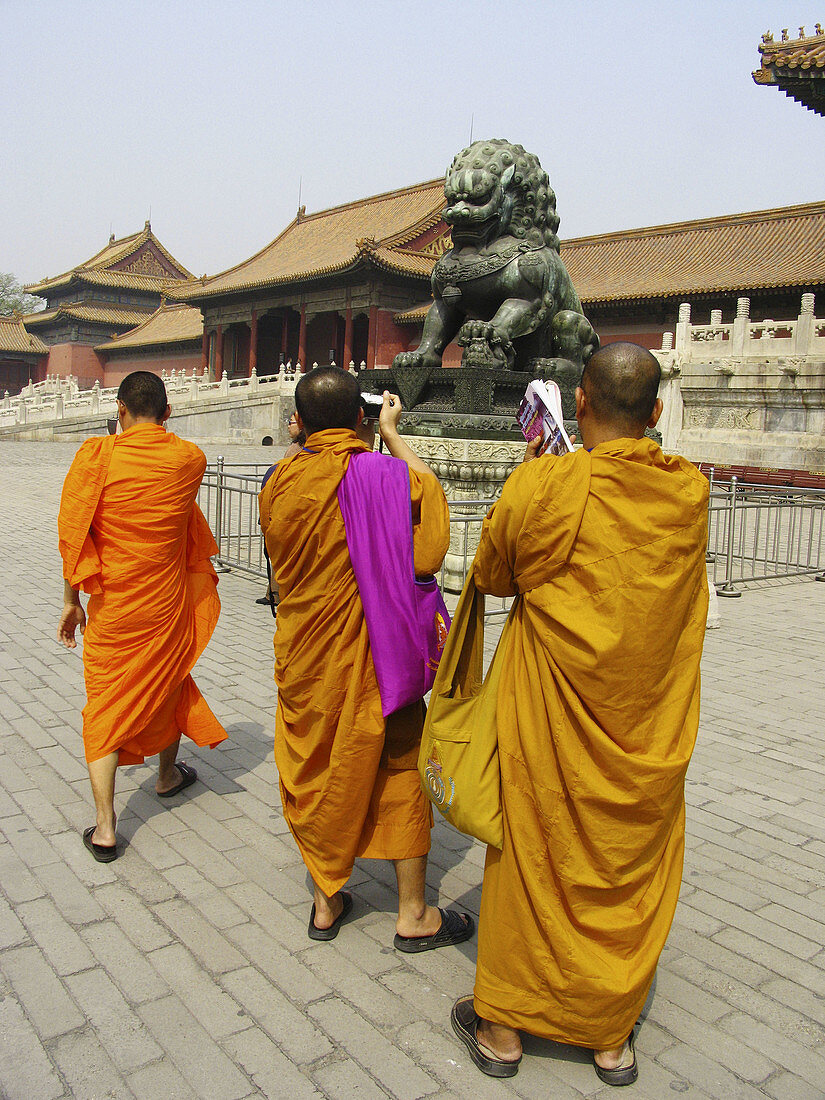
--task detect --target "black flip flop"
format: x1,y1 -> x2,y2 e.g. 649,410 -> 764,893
393,907 -> 475,953
157,761 -> 198,799
308,891 -> 354,941
593,1031 -> 638,1087
82,825 -> 118,863
451,995 -> 521,1078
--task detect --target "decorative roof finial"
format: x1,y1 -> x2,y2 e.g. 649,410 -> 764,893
798,26 -> 805,38
816,23 -> 823,35
761,31 -> 774,43
781,27 -> 789,41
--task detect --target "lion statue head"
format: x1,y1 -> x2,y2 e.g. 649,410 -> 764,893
443,139 -> 560,251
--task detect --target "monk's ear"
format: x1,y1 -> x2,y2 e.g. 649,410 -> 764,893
575,386 -> 586,420
647,398 -> 663,429
161,404 -> 171,424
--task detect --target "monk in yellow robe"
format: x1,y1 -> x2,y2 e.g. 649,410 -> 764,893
259,367 -> 474,949
57,371 -> 227,863
450,343 -> 708,1087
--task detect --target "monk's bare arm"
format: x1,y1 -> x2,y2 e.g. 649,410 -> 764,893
58,578 -> 86,649
378,391 -> 438,482
472,464 -> 538,596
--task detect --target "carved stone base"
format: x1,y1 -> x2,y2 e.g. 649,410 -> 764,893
408,435 -> 524,591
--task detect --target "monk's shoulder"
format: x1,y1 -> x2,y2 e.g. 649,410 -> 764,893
66,436 -> 107,478
502,448 -> 580,504
166,433 -> 207,475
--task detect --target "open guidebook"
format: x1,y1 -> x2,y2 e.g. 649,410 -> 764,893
516,378 -> 574,457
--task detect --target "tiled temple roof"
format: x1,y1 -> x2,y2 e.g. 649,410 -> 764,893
172,179 -> 446,300
24,305 -> 150,329
96,302 -> 203,351
753,25 -> 825,116
25,223 -> 193,296
0,315 -> 48,355
562,201 -> 825,304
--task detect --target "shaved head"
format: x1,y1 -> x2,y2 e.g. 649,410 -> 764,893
579,343 -> 661,432
295,366 -> 361,436
117,371 -> 168,421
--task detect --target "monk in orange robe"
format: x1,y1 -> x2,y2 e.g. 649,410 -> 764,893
259,367 -> 474,949
450,344 -> 708,1088
57,371 -> 227,863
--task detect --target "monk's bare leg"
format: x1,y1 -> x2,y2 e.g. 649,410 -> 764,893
87,751 -> 118,846
475,1019 -> 523,1063
593,1043 -> 627,1070
156,738 -> 182,794
311,880 -> 345,930
393,855 -> 442,938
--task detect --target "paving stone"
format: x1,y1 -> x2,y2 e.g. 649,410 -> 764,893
65,967 -> 163,1073
146,944 -> 252,1039
50,1028 -> 136,1100
127,1058 -> 200,1100
137,995 -> 253,1100
1,944 -> 85,1040
94,883 -> 174,953
221,1027 -> 324,1099
220,965 -> 333,1064
16,895 -> 96,976
307,997 -> 438,1099
80,920 -> 169,1004
311,1056 -> 394,1099
0,990 -> 65,1099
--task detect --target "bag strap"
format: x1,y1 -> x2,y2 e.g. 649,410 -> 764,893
262,543 -> 278,620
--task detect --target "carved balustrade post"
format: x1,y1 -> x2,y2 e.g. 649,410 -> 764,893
675,303 -> 691,357
793,293 -> 816,356
731,298 -> 749,357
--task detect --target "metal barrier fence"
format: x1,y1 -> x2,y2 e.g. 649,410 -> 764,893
198,460 -> 509,610
707,474 -> 825,595
200,462 -> 825,600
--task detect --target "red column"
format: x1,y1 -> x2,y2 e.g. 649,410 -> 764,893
343,306 -> 353,369
281,311 -> 289,359
200,326 -> 209,375
215,324 -> 224,377
367,304 -> 378,370
248,310 -> 258,376
298,304 -> 307,371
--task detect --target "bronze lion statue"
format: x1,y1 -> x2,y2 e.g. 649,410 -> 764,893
394,139 -> 598,374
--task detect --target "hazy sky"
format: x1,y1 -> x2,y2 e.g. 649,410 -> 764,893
3,0 -> 824,286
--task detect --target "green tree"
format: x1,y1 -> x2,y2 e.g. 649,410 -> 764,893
0,272 -> 45,315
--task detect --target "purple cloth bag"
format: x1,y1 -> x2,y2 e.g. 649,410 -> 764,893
337,451 -> 451,717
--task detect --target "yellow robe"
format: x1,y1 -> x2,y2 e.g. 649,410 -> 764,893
472,437 -> 708,1050
259,428 -> 450,896
58,424 -> 227,764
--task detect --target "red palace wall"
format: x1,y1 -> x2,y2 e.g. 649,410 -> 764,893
46,344 -> 106,389
103,351 -> 202,388
374,311 -> 412,368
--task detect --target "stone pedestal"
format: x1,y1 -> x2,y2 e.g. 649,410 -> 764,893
405,435 -> 525,591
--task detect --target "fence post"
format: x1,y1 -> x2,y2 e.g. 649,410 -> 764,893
214,455 -> 224,561
716,475 -> 743,598
705,466 -> 715,563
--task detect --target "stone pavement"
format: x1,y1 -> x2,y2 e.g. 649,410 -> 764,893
1,440 -> 825,1100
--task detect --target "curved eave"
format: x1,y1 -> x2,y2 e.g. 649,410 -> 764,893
97,334 -> 202,354
172,249 -> 431,306
581,276 -> 825,308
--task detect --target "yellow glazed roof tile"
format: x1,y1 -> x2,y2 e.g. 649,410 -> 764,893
96,303 -> 203,350
0,315 -> 49,354
173,179 -> 446,299
25,223 -> 193,296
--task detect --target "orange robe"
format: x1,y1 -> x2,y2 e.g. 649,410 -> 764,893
259,428 -> 450,896
471,438 -> 708,1050
58,423 -> 227,764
